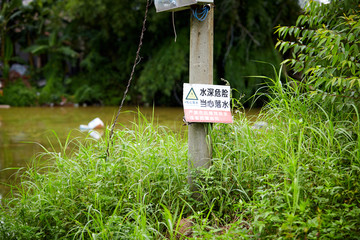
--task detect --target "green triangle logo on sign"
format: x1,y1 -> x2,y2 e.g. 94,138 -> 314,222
186,88 -> 198,100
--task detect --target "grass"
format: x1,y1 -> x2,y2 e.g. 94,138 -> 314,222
0,73 -> 359,239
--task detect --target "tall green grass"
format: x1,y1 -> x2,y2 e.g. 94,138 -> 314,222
0,113 -> 191,239
206,66 -> 360,238
1,71 -> 359,239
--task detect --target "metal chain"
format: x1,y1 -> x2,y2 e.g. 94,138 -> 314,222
106,0 -> 150,159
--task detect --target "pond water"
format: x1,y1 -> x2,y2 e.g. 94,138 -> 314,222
0,106 -> 185,200
0,106 -> 260,201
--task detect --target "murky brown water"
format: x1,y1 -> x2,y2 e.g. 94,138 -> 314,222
0,106 -> 260,201
0,106 -> 185,200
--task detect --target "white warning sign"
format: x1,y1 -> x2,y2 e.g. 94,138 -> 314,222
183,83 -> 233,123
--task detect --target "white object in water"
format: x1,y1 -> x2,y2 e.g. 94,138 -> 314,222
79,124 -> 91,131
89,130 -> 102,140
88,117 -> 104,129
79,118 -> 105,140
80,118 -> 104,131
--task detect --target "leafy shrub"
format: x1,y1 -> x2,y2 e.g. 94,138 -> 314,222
38,83 -> 64,105
74,84 -> 103,104
0,81 -> 37,106
205,68 -> 360,238
137,30 -> 189,105
275,0 -> 360,113
67,66 -> 124,105
37,61 -> 66,105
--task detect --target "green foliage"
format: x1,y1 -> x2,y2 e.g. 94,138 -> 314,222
37,61 -> 65,105
135,0 -> 300,105
225,42 -> 282,99
216,0 -> 300,103
275,0 -> 360,112
21,0 -> 78,104
0,114 -> 189,239
203,67 -> 360,238
0,0 -> 22,81
0,80 -> 37,106
74,85 -> 103,104
137,30 -> 189,105
67,64 -> 127,105
1,73 -> 359,239
61,0 -> 152,105
3,0 -> 301,106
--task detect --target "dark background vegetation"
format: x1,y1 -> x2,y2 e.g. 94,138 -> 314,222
1,1 -> 360,238
0,0 -> 300,106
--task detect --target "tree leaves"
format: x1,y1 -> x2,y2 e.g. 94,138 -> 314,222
276,0 -> 360,110
4,0 -> 302,106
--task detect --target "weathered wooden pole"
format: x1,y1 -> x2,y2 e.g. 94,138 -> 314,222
188,4 -> 214,190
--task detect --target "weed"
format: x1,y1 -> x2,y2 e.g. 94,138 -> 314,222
0,72 -> 359,239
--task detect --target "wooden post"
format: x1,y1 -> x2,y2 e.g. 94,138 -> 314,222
188,5 -> 214,190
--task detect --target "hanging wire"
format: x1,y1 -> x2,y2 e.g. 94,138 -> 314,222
172,11 -> 177,42
191,5 -> 210,21
106,0 -> 150,160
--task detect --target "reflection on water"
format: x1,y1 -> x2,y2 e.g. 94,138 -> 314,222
0,106 -> 184,199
